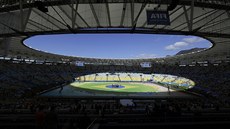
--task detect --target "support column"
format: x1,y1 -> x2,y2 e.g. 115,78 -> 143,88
0,38 -> 11,57
20,0 -> 24,31
190,0 -> 194,31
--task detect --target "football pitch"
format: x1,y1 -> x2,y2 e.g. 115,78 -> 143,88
70,82 -> 161,93
40,81 -> 197,98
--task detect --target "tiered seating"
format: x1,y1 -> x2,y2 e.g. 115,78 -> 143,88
0,61 -> 73,99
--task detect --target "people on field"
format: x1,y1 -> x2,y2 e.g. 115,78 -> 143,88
59,85 -> 63,94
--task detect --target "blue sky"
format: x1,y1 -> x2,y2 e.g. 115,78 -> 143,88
24,34 -> 212,59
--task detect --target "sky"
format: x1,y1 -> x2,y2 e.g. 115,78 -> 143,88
24,34 -> 212,59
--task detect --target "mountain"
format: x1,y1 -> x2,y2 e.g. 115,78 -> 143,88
176,48 -> 206,55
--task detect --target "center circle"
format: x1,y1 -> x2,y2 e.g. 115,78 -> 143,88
106,84 -> 125,89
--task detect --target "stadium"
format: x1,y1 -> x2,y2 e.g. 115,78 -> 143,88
0,0 -> 230,129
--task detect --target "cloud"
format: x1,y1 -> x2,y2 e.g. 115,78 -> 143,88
174,42 -> 189,47
165,37 -> 205,51
182,37 -> 205,43
165,42 -> 188,50
134,53 -> 157,59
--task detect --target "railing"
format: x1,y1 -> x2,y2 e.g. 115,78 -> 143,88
87,118 -> 98,129
0,0 -> 230,10
195,0 -> 230,5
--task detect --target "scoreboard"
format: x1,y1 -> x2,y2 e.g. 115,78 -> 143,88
140,62 -> 152,68
75,61 -> 84,66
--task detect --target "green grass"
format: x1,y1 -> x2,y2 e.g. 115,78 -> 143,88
70,82 -> 159,93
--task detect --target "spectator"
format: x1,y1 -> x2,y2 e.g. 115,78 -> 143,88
35,105 -> 45,129
44,106 -> 58,129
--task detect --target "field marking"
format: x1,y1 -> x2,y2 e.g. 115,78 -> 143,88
41,81 -> 196,98
70,82 -> 163,93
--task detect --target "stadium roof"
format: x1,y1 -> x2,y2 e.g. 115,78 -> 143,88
0,0 -> 229,65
